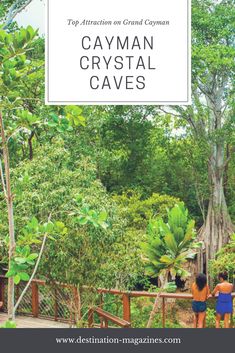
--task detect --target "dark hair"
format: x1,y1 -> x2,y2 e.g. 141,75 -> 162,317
196,273 -> 207,291
218,271 -> 228,281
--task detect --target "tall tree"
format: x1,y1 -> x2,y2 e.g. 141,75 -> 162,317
0,25 -> 39,319
177,0 -> 234,269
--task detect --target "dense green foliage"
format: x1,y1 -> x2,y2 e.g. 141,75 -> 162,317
0,1 -> 234,305
209,234 -> 235,282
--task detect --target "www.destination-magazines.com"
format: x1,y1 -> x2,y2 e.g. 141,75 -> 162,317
55,336 -> 182,345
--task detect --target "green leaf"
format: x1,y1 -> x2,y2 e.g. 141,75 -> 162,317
159,255 -> 174,264
75,194 -> 83,204
186,253 -> 196,260
13,275 -> 21,285
5,269 -> 15,278
21,245 -> 30,257
77,217 -> 88,225
45,222 -> 54,232
19,272 -> 30,281
98,211 -> 108,222
27,253 -> 38,261
164,233 -> 178,253
30,217 -> 39,228
15,257 -> 27,264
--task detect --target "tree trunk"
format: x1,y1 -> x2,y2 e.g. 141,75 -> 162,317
146,272 -> 168,328
28,131 -> 35,160
198,95 -> 234,272
207,176 -> 233,255
199,164 -> 234,272
0,113 -> 16,321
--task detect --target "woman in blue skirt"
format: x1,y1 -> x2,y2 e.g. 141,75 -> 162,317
212,272 -> 233,328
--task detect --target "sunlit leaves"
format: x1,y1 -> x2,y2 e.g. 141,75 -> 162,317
0,320 -> 17,329
5,216 -> 67,285
142,203 -> 199,282
47,112 -> 73,133
16,110 -> 40,125
192,0 -> 235,91
164,281 -> 177,293
6,244 -> 38,284
65,106 -> 86,127
73,195 -> 109,230
209,233 -> 235,281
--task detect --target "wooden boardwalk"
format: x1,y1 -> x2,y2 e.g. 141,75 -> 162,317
0,313 -> 70,328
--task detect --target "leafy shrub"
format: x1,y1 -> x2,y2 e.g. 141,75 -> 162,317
113,191 -> 180,229
0,320 -> 17,328
164,282 -> 177,293
206,308 -> 216,328
0,140 -> 130,289
209,234 -> 235,283
130,296 -> 182,328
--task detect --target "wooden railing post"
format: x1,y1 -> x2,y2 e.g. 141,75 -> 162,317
231,297 -> 234,328
32,282 -> 39,318
123,294 -> 131,324
104,318 -> 108,328
162,297 -> 166,328
99,292 -> 104,327
88,308 -> 94,328
0,278 -> 5,311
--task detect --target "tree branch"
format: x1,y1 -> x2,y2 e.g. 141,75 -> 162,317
13,213 -> 52,315
0,158 -> 7,199
222,147 -> 235,169
3,0 -> 33,29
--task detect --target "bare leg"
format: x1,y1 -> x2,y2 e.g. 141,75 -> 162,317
193,313 -> 198,328
216,313 -> 221,328
203,314 -> 206,328
198,312 -> 206,328
224,314 -> 230,328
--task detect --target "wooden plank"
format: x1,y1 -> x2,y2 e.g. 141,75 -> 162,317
94,307 -> 130,327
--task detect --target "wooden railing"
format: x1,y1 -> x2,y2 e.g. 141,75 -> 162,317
94,287 -> 234,327
0,276 -> 78,323
0,275 -> 234,328
88,307 -> 131,328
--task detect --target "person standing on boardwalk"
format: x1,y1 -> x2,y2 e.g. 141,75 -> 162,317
192,273 -> 210,328
212,272 -> 233,328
